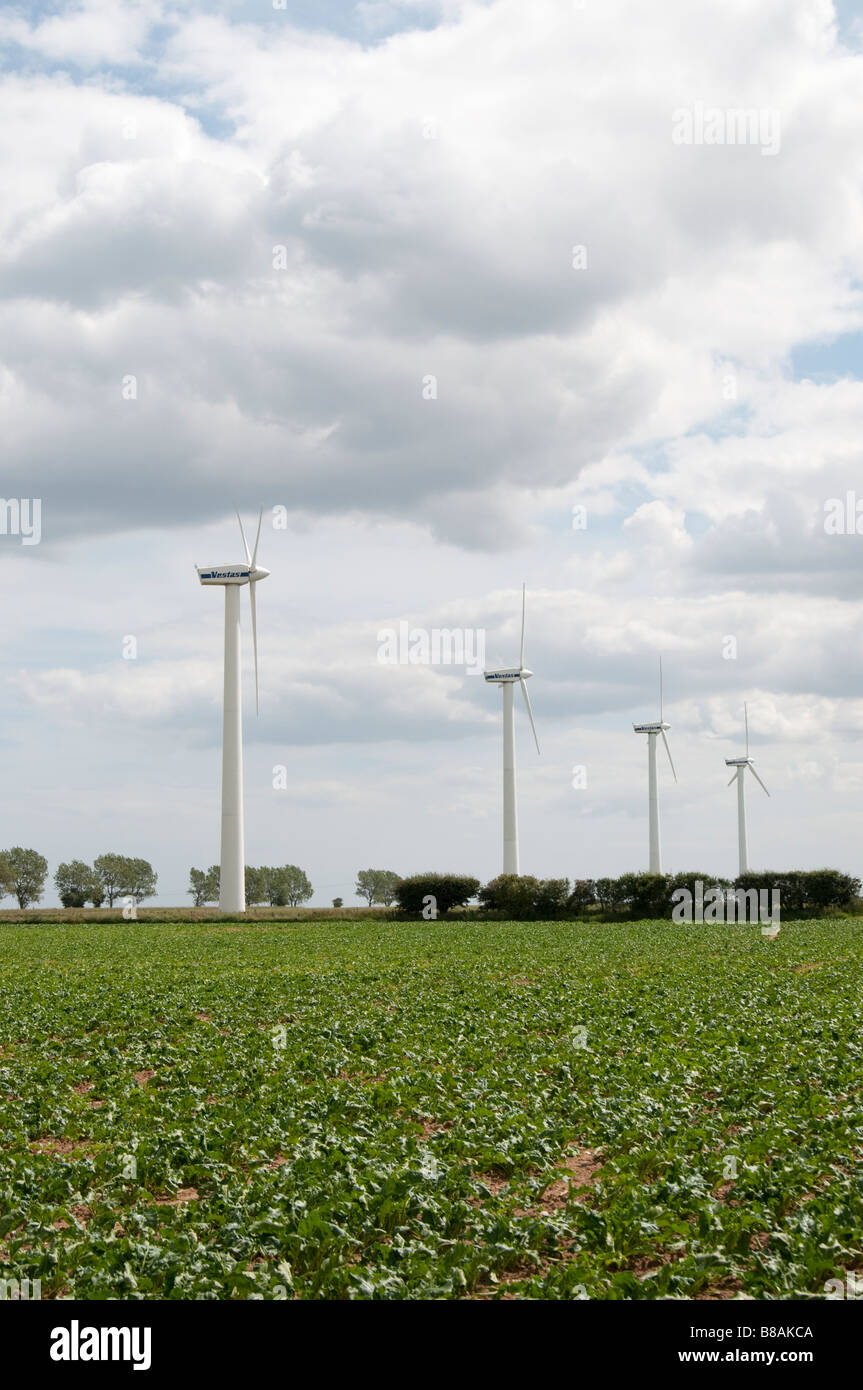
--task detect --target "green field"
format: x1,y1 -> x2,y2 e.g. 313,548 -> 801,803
1,919 -> 860,1300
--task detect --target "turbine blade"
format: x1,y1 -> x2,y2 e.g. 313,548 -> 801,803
748,764 -> 770,797
249,581 -> 259,715
745,701 -> 749,757
519,583 -> 526,669
251,507 -> 263,566
661,728 -> 677,782
519,677 -> 540,755
235,507 -> 251,565
727,771 -> 738,787
659,655 -> 663,723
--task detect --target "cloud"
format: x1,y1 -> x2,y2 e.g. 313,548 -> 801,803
0,0 -> 165,68
355,0 -> 449,34
2,1 -> 863,899
0,0 -> 859,550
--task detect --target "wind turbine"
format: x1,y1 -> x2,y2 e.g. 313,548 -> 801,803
725,703 -> 770,876
197,509 -> 269,914
483,585 -> 540,875
633,658 -> 677,873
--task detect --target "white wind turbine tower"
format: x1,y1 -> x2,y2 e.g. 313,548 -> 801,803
483,585 -> 540,875
633,658 -> 677,873
725,703 -> 770,876
197,509 -> 269,914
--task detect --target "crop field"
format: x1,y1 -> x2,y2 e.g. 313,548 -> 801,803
0,918 -> 861,1300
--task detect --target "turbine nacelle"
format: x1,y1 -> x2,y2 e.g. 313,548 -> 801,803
484,667 -> 533,684
199,508 -> 268,716
634,659 -> 677,782
726,705 -> 770,795
488,585 -> 539,754
196,564 -> 270,586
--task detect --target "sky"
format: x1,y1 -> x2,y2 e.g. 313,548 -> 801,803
1,0 -> 862,907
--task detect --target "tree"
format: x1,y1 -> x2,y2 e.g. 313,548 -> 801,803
245,866 -> 268,907
125,857 -> 158,902
804,868 -> 860,910
535,878 -> 571,914
274,865 -> 313,907
93,853 -> 157,907
567,880 -> 596,913
253,867 -> 279,906
266,867 -> 288,907
0,847 -> 49,909
355,869 -> 378,904
93,853 -> 127,907
189,868 -> 207,907
189,866 -> 220,906
669,872 -> 730,919
594,877 -> 628,914
627,873 -> 672,918
479,874 -> 542,916
734,868 -> 860,914
377,872 -> 401,906
355,869 -> 401,906
395,873 -> 479,916
54,860 -> 98,909
775,871 -> 806,914
332,897 -> 343,908
245,865 -> 312,907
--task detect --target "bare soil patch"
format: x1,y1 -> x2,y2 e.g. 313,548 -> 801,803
154,1187 -> 199,1206
30,1137 -> 99,1156
695,1277 -> 745,1300
53,1204 -> 94,1230
537,1146 -> 602,1211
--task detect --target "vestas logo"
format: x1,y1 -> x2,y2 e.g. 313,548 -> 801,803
200,569 -> 248,579
484,670 -> 520,681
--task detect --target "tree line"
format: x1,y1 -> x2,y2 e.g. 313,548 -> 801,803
188,865 -> 313,907
0,850 -> 158,909
187,866 -> 399,907
0,852 -> 388,910
387,868 -> 861,919
3,850 -> 857,919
